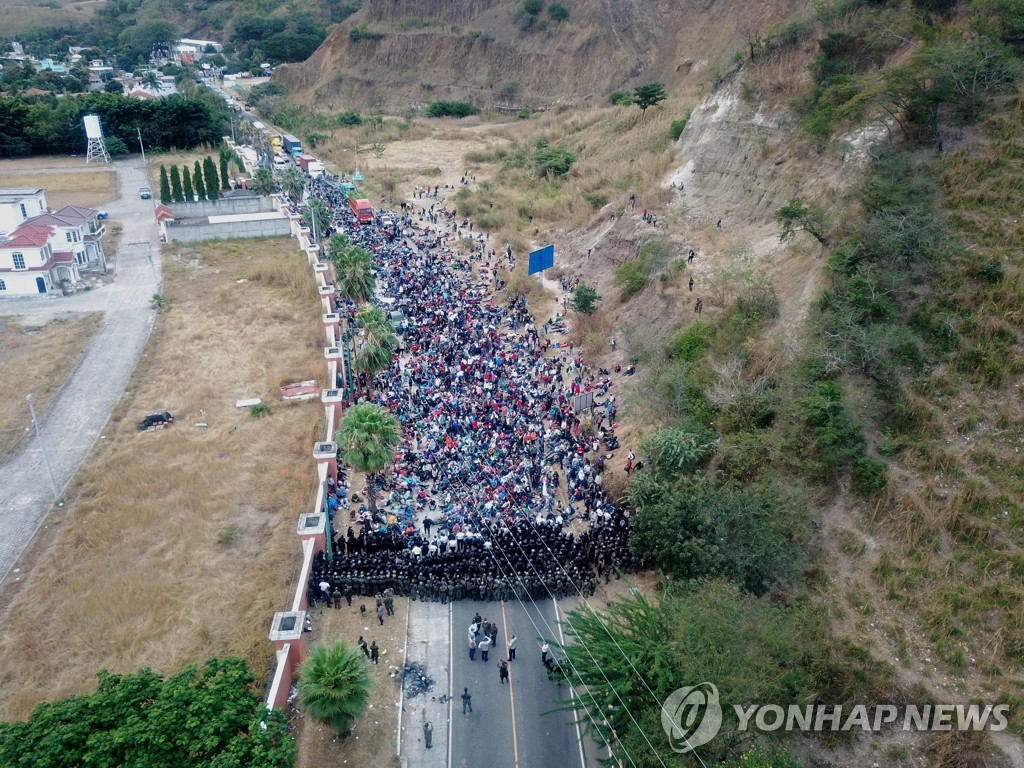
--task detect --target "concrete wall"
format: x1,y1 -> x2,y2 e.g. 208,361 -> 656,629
264,216 -> 347,716
165,218 -> 292,243
170,195 -> 276,217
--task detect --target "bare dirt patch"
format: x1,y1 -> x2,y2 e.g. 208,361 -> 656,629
0,238 -> 324,721
0,168 -> 118,209
0,312 -> 103,457
295,598 -> 407,768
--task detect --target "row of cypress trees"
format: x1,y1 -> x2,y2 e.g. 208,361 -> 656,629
158,154 -> 232,205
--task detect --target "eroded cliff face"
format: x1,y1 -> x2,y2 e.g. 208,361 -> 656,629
276,0 -> 803,110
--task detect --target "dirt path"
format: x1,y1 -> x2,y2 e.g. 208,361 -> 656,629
0,156 -> 160,585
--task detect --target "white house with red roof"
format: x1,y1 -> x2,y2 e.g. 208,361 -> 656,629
0,188 -> 106,296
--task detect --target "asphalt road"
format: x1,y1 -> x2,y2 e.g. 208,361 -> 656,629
449,598 -> 592,768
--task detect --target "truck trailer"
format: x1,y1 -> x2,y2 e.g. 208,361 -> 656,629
349,197 -> 373,224
282,134 -> 303,157
298,155 -> 326,178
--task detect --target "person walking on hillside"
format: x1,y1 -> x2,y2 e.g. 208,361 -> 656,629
688,276 -> 694,292
462,687 -> 473,714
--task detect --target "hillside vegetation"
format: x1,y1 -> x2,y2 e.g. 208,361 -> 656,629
273,0 -> 1024,764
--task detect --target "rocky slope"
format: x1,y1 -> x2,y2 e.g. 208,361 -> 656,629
276,0 -> 804,109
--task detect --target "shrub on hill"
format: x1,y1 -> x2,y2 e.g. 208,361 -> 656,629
425,101 -> 479,118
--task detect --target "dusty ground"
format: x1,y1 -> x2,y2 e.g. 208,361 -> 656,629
0,237 -> 323,720
0,312 -> 103,457
0,167 -> 118,210
295,596 -> 407,768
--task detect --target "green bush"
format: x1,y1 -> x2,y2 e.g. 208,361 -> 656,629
608,90 -> 633,106
669,109 -> 692,140
348,27 -> 385,42
533,146 -> 575,177
548,2 -> 568,21
425,100 -> 479,118
583,191 -> 608,209
852,455 -> 888,496
670,321 -> 715,361
570,284 -> 600,314
798,380 -> 867,478
978,259 -> 1005,283
250,402 -> 271,418
613,257 -> 652,299
336,110 -> 362,126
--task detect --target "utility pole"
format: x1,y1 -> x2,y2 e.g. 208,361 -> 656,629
26,394 -> 60,503
137,126 -> 146,166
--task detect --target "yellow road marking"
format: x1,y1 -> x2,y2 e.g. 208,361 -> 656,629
500,598 -> 520,768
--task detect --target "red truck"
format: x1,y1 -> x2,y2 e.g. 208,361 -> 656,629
349,197 -> 373,224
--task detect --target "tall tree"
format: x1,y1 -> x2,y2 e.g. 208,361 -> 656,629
556,585 -> 824,765
0,658 -> 295,767
337,403 -> 399,513
158,164 -> 171,204
280,164 -> 305,204
250,167 -> 275,196
192,159 -> 206,201
332,246 -> 376,305
182,165 -> 194,201
633,82 -> 667,117
219,153 -> 231,190
203,156 -> 220,201
169,164 -> 184,202
775,197 -> 830,246
297,640 -> 372,734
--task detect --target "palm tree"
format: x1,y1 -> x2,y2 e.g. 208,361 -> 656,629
250,168 -> 276,196
337,403 -> 400,513
354,306 -> 397,382
281,165 -> 305,204
357,306 -> 396,347
333,246 -> 376,305
297,640 -> 372,734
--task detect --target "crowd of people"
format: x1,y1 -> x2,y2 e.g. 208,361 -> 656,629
305,175 -> 642,611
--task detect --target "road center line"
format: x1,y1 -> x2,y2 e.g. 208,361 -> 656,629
500,598 -> 521,768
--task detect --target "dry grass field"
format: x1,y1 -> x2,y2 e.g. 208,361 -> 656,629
0,312 -> 103,457
0,237 -> 325,721
0,168 -> 118,210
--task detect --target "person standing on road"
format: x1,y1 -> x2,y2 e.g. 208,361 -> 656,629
370,640 -> 379,665
541,641 -> 550,664
508,634 -> 517,661
462,687 -> 473,714
468,635 -> 477,661
498,660 -> 509,684
424,721 -> 433,749
479,633 -> 492,662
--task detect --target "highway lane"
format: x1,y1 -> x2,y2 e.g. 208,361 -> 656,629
448,598 -> 592,768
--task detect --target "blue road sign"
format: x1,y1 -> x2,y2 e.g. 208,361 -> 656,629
528,244 -> 554,275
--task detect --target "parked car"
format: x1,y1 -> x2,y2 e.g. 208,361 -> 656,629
139,187 -> 152,199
